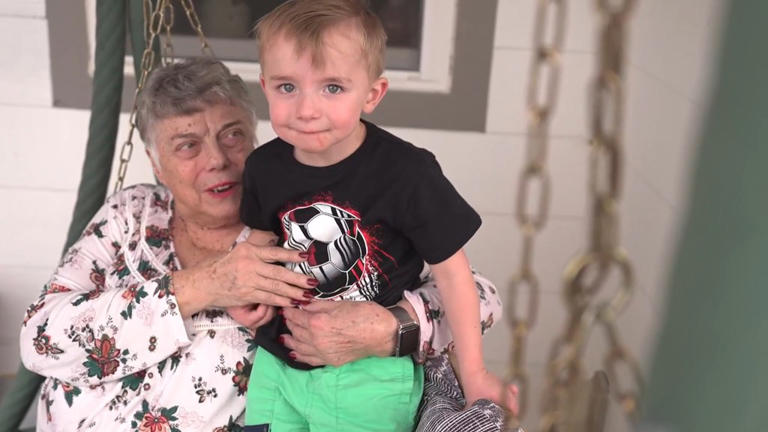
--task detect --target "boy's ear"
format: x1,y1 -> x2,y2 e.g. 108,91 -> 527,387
259,74 -> 266,92
362,77 -> 389,114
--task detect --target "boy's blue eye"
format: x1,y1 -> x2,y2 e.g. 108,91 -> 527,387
278,83 -> 295,93
326,84 -> 343,94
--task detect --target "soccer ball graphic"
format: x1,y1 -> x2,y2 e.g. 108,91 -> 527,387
281,202 -> 375,299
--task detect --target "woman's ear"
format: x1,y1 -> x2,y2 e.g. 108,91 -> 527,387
146,147 -> 163,182
362,77 -> 389,114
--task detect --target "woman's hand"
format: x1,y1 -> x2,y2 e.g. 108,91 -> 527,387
280,300 -> 406,366
226,303 -> 275,331
175,231 -> 316,317
210,231 -> 316,305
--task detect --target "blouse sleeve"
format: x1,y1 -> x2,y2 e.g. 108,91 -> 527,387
404,266 -> 503,363
19,189 -> 191,386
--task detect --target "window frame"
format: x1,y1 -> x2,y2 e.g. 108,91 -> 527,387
49,0 -> 498,131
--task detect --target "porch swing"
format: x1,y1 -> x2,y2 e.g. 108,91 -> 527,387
0,1 -> 212,430
0,1 -> 645,431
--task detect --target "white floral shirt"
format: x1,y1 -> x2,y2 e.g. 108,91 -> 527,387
19,184 -> 502,431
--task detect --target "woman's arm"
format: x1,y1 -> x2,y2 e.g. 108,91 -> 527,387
20,192 -> 312,386
19,192 -> 192,387
281,300 -> 398,366
280,265 -> 502,366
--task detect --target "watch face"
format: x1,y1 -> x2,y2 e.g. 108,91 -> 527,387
388,305 -> 420,356
399,326 -> 419,357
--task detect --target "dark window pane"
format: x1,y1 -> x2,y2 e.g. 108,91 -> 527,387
369,0 -> 422,49
132,0 -> 422,70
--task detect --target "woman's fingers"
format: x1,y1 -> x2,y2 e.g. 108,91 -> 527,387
248,290 -> 300,307
281,305 -> 313,330
280,334 -> 324,366
290,352 -> 324,366
283,313 -> 315,344
247,275 -> 312,303
252,244 -> 306,264
280,333 -> 312,354
294,300 -> 336,312
256,260 -> 314,289
246,229 -> 278,246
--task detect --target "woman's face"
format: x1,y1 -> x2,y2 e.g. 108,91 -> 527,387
149,103 -> 255,228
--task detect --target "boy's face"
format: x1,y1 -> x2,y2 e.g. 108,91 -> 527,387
260,25 -> 388,166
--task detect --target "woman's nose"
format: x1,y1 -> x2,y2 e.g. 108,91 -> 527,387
205,141 -> 228,170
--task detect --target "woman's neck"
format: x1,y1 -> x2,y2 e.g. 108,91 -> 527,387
172,213 -> 244,268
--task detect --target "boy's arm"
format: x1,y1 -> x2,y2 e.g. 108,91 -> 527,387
431,249 -> 519,413
429,249 -> 484,378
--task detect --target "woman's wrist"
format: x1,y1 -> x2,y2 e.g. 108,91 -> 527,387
172,269 -> 210,318
395,298 -> 418,321
388,301 -> 420,357
367,302 -> 398,358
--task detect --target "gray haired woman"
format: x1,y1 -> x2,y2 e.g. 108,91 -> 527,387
20,58 -> 503,431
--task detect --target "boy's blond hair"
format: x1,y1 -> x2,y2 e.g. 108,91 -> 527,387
255,0 -> 387,79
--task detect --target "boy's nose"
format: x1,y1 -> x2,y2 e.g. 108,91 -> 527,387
296,94 -> 320,120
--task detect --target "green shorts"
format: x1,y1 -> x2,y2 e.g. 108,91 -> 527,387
245,348 -> 424,432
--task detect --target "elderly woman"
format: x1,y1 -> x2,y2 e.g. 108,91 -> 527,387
19,58 -> 503,431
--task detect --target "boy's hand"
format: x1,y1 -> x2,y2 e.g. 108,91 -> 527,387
461,368 -> 519,415
226,303 -> 276,332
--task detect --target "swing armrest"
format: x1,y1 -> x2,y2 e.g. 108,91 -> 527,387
416,354 -> 506,432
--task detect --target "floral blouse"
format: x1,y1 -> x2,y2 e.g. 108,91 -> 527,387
19,184 -> 502,431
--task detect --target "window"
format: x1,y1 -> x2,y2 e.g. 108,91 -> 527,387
51,0 -> 497,131
158,0 -> 423,72
110,0 -> 452,93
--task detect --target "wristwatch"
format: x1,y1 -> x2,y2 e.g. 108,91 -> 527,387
387,305 -> 420,357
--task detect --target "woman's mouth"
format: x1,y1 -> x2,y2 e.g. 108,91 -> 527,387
207,182 -> 238,197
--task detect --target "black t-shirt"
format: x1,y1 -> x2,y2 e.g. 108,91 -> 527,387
240,120 -> 481,369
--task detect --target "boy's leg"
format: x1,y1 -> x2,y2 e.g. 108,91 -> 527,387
245,348 -> 308,432
301,356 -> 424,432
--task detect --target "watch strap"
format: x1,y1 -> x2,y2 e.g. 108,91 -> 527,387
387,305 -> 420,357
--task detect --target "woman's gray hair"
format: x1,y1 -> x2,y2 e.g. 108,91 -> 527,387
136,57 -> 257,157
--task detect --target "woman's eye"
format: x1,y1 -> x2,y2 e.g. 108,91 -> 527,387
326,84 -> 343,94
178,142 -> 196,151
222,130 -> 246,146
278,83 -> 295,93
174,141 -> 200,158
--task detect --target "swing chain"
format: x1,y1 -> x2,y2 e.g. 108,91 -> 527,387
180,0 -> 215,57
114,0 -> 216,192
114,0 -> 169,193
161,1 -> 175,64
505,0 -> 567,427
540,0 -> 642,428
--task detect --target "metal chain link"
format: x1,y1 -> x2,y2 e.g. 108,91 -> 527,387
114,0 -> 215,192
161,1 -> 175,64
179,0 -> 215,57
505,1 -> 567,428
114,0 -> 169,193
537,0 -> 642,430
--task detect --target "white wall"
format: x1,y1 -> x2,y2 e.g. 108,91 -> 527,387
486,0 -> 726,429
0,1 -> 726,430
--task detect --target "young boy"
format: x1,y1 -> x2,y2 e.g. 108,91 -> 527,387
241,0 -> 517,430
